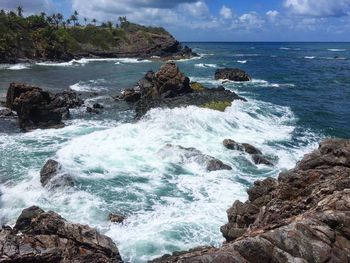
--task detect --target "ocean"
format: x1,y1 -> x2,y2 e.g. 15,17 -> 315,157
0,42 -> 349,262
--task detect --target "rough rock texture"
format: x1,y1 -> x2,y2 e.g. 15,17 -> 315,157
0,206 -> 123,262
223,139 -> 273,166
109,213 -> 126,224
159,144 -> 232,172
40,159 -> 74,189
151,139 -> 350,262
5,83 -> 83,131
118,63 -> 246,118
215,68 -> 251,82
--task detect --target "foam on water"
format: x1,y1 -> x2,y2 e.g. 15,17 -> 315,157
237,60 -> 247,64
0,64 -> 30,70
36,58 -> 151,67
194,63 -> 217,68
304,56 -> 316,59
0,96 -> 319,262
280,47 -> 291,50
70,79 -> 108,92
328,49 -> 346,52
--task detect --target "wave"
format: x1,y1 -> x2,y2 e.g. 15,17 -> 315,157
70,79 -> 108,92
237,60 -> 247,64
279,47 -> 291,50
194,63 -> 217,68
328,49 -> 346,52
36,58 -> 151,67
304,56 -> 315,59
0,98 -> 319,261
233,54 -> 259,57
0,64 -> 30,70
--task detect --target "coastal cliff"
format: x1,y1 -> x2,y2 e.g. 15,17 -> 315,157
0,12 -> 196,63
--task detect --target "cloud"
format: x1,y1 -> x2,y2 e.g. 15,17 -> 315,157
181,1 -> 210,19
266,10 -> 279,21
235,12 -> 265,30
220,5 -> 233,20
284,0 -> 350,17
0,0 -> 54,14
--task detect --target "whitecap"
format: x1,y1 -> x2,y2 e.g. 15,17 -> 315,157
70,79 -> 107,92
194,63 -> 217,68
279,47 -> 291,50
328,49 -> 346,52
304,56 -> 315,59
8,64 -> 30,70
237,60 -> 247,64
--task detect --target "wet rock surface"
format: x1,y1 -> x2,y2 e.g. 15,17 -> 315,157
151,139 -> 350,262
40,159 -> 74,189
159,144 -> 232,172
109,213 -> 126,224
0,206 -> 123,262
5,83 -> 83,131
215,68 -> 251,82
118,63 -> 246,118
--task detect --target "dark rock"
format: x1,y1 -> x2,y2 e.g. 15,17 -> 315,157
252,154 -> 274,166
109,213 -> 126,224
0,108 -> 15,117
152,139 -> 350,262
119,88 -> 141,103
87,107 -> 100,114
5,83 -> 83,131
40,159 -> 74,188
215,68 -> 251,82
1,206 -> 123,262
93,103 -> 104,109
159,144 -> 232,172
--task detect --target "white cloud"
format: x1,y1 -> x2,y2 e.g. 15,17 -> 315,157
235,12 -> 265,30
220,5 -> 233,20
284,0 -> 350,17
266,10 -> 279,21
181,1 -> 210,19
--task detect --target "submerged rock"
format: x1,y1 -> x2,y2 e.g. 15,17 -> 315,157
152,139 -> 350,262
40,159 -> 74,189
109,213 -> 126,224
223,139 -> 273,166
159,144 -> 232,172
118,63 -> 246,118
0,206 -> 123,262
5,83 -> 83,131
215,68 -> 251,82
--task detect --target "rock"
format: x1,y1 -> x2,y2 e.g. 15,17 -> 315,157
159,144 -> 232,172
109,213 -> 126,224
119,88 -> 141,103
251,154 -> 274,166
93,103 -> 104,109
0,108 -> 15,117
87,106 -> 100,114
152,139 -> 350,262
5,83 -> 83,131
215,68 -> 251,82
40,159 -> 74,188
0,206 -> 123,262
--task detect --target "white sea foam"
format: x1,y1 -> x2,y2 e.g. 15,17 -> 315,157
70,79 -> 108,92
8,64 -> 30,70
36,58 -> 151,67
0,97 -> 319,261
304,56 -> 315,59
194,63 -> 217,68
280,47 -> 291,50
328,49 -> 346,52
233,54 -> 259,57
237,60 -> 247,64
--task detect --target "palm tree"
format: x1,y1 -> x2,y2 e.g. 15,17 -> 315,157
107,21 -> 113,30
0,9 -> 5,16
84,17 -> 87,25
70,15 -> 77,26
62,21 -> 66,29
17,6 -> 23,17
92,18 -> 97,26
57,13 -> 64,26
66,19 -> 71,26
40,12 -> 46,19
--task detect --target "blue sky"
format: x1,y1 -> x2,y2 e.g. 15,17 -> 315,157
2,0 -> 350,41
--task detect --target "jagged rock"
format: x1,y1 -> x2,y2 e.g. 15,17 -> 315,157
40,159 -> 74,188
0,108 -> 15,117
223,139 -> 273,166
109,213 -> 126,224
5,83 -> 83,131
87,106 -> 100,114
215,68 -> 251,82
0,206 -> 123,262
93,103 -> 104,109
119,88 -> 141,103
152,139 -> 350,263
159,144 -> 232,172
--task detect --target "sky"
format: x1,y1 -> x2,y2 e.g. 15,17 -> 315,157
1,0 -> 350,41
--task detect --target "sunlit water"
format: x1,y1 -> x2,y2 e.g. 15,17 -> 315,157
1,42 -> 350,262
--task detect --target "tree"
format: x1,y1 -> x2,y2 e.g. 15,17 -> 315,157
84,17 -> 87,25
66,19 -> 71,26
107,21 -> 113,30
17,6 -> 23,17
40,12 -> 46,19
57,13 -> 64,25
70,15 -> 77,26
92,18 -> 97,26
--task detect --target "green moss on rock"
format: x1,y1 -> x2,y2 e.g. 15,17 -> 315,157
190,82 -> 205,92
201,101 -> 232,112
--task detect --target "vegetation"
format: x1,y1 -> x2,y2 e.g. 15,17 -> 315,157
190,82 -> 205,92
201,101 -> 232,112
0,7 -> 172,62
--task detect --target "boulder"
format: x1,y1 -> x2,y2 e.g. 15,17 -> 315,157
152,139 -> 350,262
159,144 -> 232,172
215,68 -> 251,82
0,206 -> 123,262
5,83 -> 83,131
40,159 -> 74,189
109,213 -> 126,224
119,88 -> 141,103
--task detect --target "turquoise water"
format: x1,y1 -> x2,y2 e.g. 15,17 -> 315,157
0,42 -> 349,262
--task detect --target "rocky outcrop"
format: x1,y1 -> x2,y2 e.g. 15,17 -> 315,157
223,139 -> 274,166
118,63 -> 246,118
0,206 -> 123,262
159,144 -> 232,172
109,213 -> 126,224
40,159 -> 74,189
151,139 -> 350,262
5,83 -> 83,131
215,68 -> 251,82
